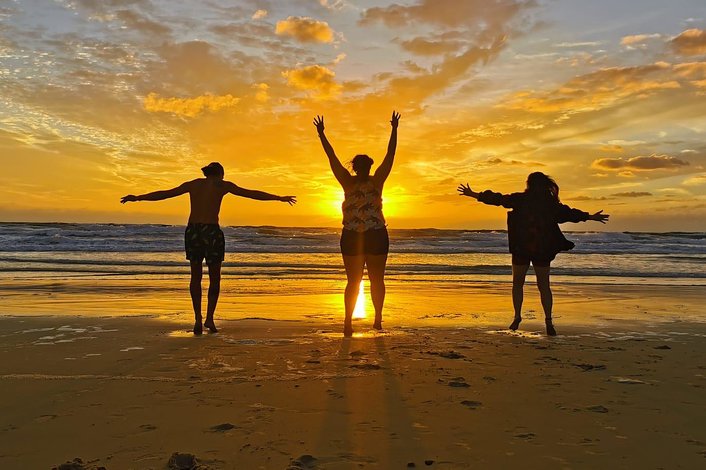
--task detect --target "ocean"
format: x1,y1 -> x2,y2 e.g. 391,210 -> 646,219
0,223 -> 704,285
1,222 -> 705,325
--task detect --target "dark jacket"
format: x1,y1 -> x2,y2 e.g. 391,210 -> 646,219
478,190 -> 589,260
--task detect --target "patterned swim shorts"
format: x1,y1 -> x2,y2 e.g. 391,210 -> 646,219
184,223 -> 225,265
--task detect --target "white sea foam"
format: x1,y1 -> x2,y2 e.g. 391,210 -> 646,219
0,223 -> 704,285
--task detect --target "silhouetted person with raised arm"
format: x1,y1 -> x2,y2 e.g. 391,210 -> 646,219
458,172 -> 608,336
121,162 -> 296,335
315,111 -> 400,337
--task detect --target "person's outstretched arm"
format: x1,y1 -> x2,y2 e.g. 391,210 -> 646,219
314,115 -> 351,187
557,204 -> 609,224
121,182 -> 190,203
373,111 -> 400,184
457,183 -> 517,208
227,182 -> 296,205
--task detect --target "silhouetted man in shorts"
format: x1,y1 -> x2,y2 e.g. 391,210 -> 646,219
121,162 -> 296,334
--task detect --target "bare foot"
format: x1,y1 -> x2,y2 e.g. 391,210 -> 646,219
509,317 -> 522,331
545,319 -> 557,336
204,319 -> 218,333
193,322 -> 203,335
373,321 -> 382,331
343,323 -> 353,337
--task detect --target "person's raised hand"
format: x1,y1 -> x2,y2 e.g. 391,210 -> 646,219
390,111 -> 401,129
280,196 -> 297,206
457,183 -> 475,197
313,115 -> 325,134
120,195 -> 137,204
590,210 -> 609,224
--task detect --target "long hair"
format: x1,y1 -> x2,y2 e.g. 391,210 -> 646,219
351,154 -> 374,177
526,172 -> 559,202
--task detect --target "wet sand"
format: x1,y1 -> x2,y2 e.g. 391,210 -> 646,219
1,315 -> 705,469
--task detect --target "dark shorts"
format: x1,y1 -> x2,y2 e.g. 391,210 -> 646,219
340,228 -> 389,256
512,254 -> 553,267
185,223 -> 225,265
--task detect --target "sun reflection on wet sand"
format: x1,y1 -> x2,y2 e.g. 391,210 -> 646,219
352,279 -> 366,319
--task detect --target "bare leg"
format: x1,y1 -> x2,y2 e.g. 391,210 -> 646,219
204,261 -> 221,333
189,260 -> 203,335
365,254 -> 388,330
534,265 -> 556,335
342,254 -> 365,337
510,263 -> 530,330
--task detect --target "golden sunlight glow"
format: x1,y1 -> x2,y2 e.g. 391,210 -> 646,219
321,186 -> 345,219
1,2 -> 704,230
352,280 -> 366,319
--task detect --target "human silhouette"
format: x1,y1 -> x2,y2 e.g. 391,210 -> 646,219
121,162 -> 296,335
458,172 -> 609,335
314,111 -> 400,337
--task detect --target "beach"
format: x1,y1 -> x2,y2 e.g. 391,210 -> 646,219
1,313 -> 705,469
1,223 -> 705,468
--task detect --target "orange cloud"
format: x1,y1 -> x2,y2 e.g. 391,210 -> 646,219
600,144 -> 624,153
360,0 -> 534,29
620,33 -> 661,46
673,61 -> 706,78
399,37 -> 464,56
282,65 -> 342,99
275,16 -> 334,43
501,63 -> 680,114
143,93 -> 240,117
670,28 -> 706,56
252,83 -> 270,102
252,9 -> 268,20
682,174 -> 706,186
592,154 -> 690,171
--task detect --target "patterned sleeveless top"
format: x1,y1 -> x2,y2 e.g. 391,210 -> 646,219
342,178 -> 386,232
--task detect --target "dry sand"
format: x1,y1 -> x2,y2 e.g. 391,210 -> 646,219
1,315 -> 704,469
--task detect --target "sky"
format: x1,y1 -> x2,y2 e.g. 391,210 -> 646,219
1,0 -> 705,231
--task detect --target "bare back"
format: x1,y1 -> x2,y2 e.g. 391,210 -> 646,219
186,178 -> 230,224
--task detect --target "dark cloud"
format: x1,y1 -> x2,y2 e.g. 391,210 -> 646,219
485,157 -> 545,166
592,154 -> 690,171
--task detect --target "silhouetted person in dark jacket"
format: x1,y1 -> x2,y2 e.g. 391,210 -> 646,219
458,172 -> 609,335
121,162 -> 296,335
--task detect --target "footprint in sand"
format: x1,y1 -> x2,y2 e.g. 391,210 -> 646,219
586,405 -> 609,413
35,414 -> 57,423
286,454 -> 317,469
573,363 -> 607,372
461,400 -> 482,409
350,363 -> 381,370
447,377 -> 470,388
51,457 -> 105,470
209,423 -> 237,432
514,432 -> 536,440
426,350 -> 465,359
